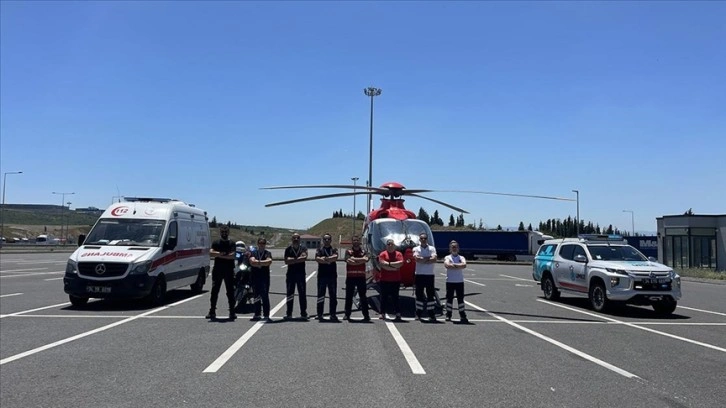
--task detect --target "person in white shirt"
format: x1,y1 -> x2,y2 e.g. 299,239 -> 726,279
444,240 -> 469,323
413,233 -> 438,322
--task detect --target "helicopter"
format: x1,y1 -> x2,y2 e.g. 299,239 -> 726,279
262,181 -> 471,314
262,181 -> 575,314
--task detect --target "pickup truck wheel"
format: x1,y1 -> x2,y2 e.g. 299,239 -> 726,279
69,295 -> 89,307
542,274 -> 560,301
589,281 -> 609,313
652,299 -> 677,315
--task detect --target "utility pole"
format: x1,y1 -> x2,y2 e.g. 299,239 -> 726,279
52,191 -> 75,245
623,210 -> 635,236
572,189 -> 580,236
1,171 -> 23,241
364,86 -> 382,215
351,177 -> 359,235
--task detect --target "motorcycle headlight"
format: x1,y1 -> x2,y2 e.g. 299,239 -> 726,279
129,260 -> 152,275
65,260 -> 78,275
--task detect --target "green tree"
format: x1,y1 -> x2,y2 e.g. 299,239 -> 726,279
518,221 -> 525,231
527,223 -> 533,231
417,207 -> 430,224
497,224 -> 503,230
449,214 -> 455,227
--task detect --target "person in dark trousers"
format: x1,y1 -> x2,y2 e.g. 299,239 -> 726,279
443,240 -> 468,323
283,233 -> 308,320
343,234 -> 370,322
249,238 -> 273,322
315,233 -> 339,322
377,239 -> 404,321
413,233 -> 438,322
206,225 -> 237,321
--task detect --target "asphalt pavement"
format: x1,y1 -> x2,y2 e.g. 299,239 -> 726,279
1,252 -> 725,408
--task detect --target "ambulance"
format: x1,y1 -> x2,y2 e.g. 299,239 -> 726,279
63,197 -> 211,306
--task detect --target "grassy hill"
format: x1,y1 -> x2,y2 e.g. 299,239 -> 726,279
0,207 -> 296,247
307,216 -> 363,241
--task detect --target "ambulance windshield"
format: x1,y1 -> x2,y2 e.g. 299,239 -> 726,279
85,218 -> 166,246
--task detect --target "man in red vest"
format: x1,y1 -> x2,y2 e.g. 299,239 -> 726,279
343,235 -> 370,322
378,239 -> 404,321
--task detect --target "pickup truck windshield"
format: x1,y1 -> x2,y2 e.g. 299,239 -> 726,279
587,245 -> 647,262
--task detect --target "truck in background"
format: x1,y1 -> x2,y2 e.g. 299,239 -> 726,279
625,235 -> 658,259
431,230 -> 553,261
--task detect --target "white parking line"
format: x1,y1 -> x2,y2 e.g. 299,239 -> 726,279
677,305 -> 726,317
499,274 -> 532,282
537,299 -> 726,353
464,279 -> 486,287
0,294 -> 203,366
0,293 -> 23,298
1,271 -> 64,279
385,321 -> 426,374
203,271 -> 318,373
0,302 -> 71,319
0,268 -> 48,273
43,277 -> 64,281
465,300 -> 641,379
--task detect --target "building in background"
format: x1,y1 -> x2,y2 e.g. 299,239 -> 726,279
656,214 -> 725,272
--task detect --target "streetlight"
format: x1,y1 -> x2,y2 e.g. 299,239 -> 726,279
53,191 -> 75,245
623,210 -> 635,236
351,177 -> 359,234
572,189 -> 580,236
1,171 -> 23,241
364,86 -> 382,214
66,201 -> 72,244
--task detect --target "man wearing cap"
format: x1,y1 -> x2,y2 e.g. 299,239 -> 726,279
283,233 -> 309,320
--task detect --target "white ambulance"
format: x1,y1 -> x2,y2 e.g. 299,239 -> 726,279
64,197 -> 211,307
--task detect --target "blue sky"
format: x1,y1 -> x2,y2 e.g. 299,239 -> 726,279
1,1 -> 724,232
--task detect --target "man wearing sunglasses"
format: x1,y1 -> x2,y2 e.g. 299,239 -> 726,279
249,238 -> 273,322
284,233 -> 309,320
315,233 -> 339,322
343,234 -> 370,322
413,233 -> 438,322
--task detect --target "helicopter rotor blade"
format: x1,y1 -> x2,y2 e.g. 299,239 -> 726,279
408,193 -> 470,214
261,184 -> 385,193
265,191 -> 373,208
436,190 -> 576,202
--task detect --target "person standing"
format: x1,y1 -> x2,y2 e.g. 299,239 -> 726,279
315,233 -> 339,322
343,234 -> 370,322
443,240 -> 468,323
378,239 -> 404,321
249,237 -> 273,322
206,225 -> 237,321
413,233 -> 438,322
283,233 -> 308,320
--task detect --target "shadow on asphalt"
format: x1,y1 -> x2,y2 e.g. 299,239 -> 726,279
62,289 -> 207,312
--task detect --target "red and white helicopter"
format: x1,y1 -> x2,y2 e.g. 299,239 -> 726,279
262,181 -> 573,313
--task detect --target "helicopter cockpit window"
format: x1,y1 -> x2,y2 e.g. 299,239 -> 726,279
370,219 -> 434,253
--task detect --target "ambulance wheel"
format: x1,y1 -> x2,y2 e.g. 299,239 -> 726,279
652,299 -> 677,315
190,270 -> 205,293
69,295 -> 89,307
148,276 -> 166,306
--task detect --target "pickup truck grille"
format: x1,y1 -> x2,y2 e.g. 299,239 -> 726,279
78,262 -> 129,278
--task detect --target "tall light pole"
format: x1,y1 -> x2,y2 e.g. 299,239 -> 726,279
1,171 -> 23,241
623,209 -> 635,236
572,189 -> 580,236
66,201 -> 72,244
53,191 -> 75,244
351,177 -> 359,235
364,86 -> 382,215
